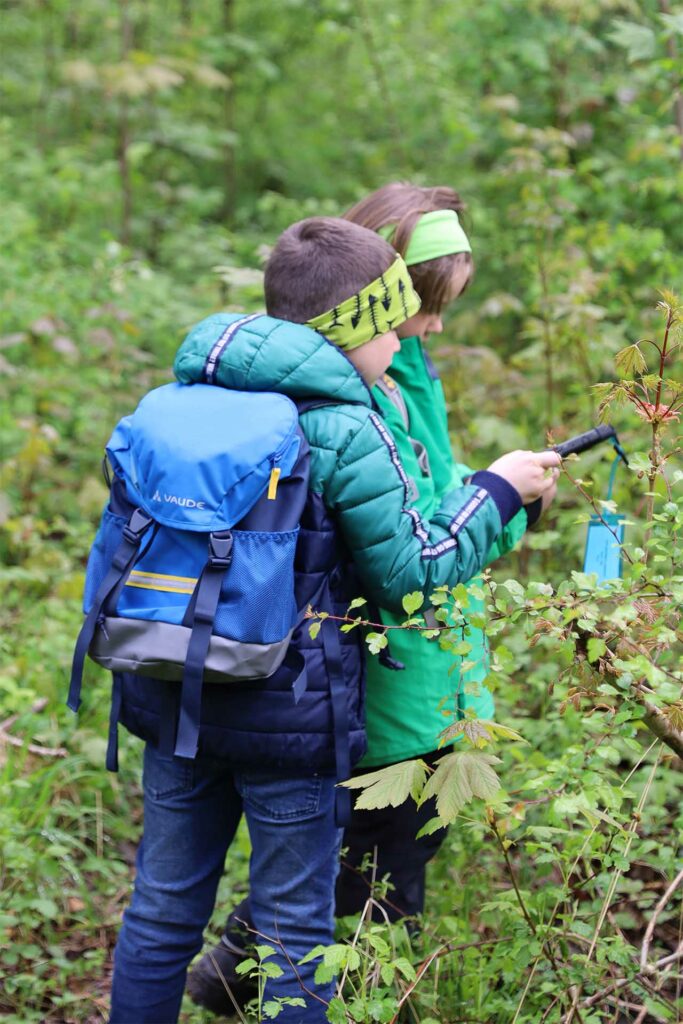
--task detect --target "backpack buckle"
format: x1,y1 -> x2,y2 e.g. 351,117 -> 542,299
208,531 -> 233,568
123,509 -> 153,542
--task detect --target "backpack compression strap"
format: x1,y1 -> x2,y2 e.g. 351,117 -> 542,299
68,509 -> 153,714
174,530 -> 234,759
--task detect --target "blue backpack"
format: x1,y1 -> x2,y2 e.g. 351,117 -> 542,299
68,379 -> 310,767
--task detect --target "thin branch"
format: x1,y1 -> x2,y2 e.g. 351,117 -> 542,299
563,751 -> 661,1022
205,950 -> 250,1024
640,868 -> 683,971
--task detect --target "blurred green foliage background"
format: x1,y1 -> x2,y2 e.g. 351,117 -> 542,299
1,1 -> 682,1021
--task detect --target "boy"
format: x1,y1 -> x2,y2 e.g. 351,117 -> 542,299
189,191 -> 555,1013
109,217 -> 559,1023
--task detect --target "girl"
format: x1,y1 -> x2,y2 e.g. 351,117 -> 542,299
335,182 -> 552,921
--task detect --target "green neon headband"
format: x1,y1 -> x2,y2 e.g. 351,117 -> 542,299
306,255 -> 421,351
379,209 -> 472,266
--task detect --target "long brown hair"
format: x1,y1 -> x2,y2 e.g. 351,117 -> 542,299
345,183 -> 473,314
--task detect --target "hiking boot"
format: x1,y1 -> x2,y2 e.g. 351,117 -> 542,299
186,934 -> 257,1016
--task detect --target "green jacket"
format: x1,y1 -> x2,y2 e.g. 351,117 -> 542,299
173,316 -> 524,619
361,336 -> 527,766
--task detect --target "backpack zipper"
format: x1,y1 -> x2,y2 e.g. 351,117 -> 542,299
267,407 -> 298,500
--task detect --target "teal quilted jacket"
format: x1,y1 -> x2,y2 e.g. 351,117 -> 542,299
174,313 -> 523,613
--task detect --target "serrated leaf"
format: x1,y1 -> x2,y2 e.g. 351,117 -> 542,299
401,591 -> 423,615
341,758 -> 429,810
255,943 -> 277,960
420,751 -> 502,823
326,998 -> 347,1024
261,961 -> 283,978
484,721 -> 527,743
298,944 -> 327,965
614,342 -> 647,376
609,19 -> 656,61
380,962 -> 395,985
416,816 -> 446,839
347,597 -> 367,611
393,957 -> 417,981
660,12 -> 683,36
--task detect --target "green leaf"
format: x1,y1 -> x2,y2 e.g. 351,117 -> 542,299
380,962 -> 395,985
341,758 -> 429,810
261,961 -> 284,978
608,19 -> 656,62
483,721 -> 527,743
326,998 -> 347,1024
28,898 -> 59,919
401,591 -> 423,615
392,957 -> 417,982
614,342 -> 647,376
415,816 -> 446,839
501,579 -> 525,602
298,944 -> 327,965
235,957 -> 258,975
366,632 -> 388,655
255,944 -> 278,960
587,637 -> 607,662
347,597 -> 367,611
660,12 -> 683,36
308,621 -> 321,640
420,751 -> 501,823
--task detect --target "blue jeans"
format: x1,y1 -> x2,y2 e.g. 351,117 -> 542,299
110,744 -> 342,1023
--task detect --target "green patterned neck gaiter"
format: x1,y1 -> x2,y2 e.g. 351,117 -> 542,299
306,255 -> 421,351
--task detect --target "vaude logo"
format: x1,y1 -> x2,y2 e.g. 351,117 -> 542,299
153,489 -> 206,510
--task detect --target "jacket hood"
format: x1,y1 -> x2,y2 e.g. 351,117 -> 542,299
174,312 -> 374,408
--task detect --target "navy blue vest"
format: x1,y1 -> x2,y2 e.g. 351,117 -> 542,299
116,488 -> 367,776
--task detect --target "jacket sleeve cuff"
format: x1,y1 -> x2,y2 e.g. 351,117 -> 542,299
524,496 -> 543,529
469,471 -> 523,527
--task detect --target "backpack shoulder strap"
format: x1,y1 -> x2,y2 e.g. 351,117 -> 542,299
375,373 -> 410,431
376,374 -> 432,479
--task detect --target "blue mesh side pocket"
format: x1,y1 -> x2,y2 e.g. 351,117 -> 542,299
83,507 -> 128,612
214,528 -> 299,644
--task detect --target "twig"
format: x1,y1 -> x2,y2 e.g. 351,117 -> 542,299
237,918 -> 329,1008
0,730 -> 67,758
205,950 -> 250,1024
640,868 -> 683,972
489,811 -> 586,1022
563,750 -> 662,1023
388,944 -> 444,1024
0,697 -> 66,758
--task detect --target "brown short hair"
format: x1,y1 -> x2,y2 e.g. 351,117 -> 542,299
265,217 -> 396,322
345,182 -> 474,314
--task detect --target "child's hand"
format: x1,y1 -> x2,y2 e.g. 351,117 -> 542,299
487,450 -> 561,504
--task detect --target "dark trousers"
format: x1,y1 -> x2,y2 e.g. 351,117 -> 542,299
335,749 -> 448,923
